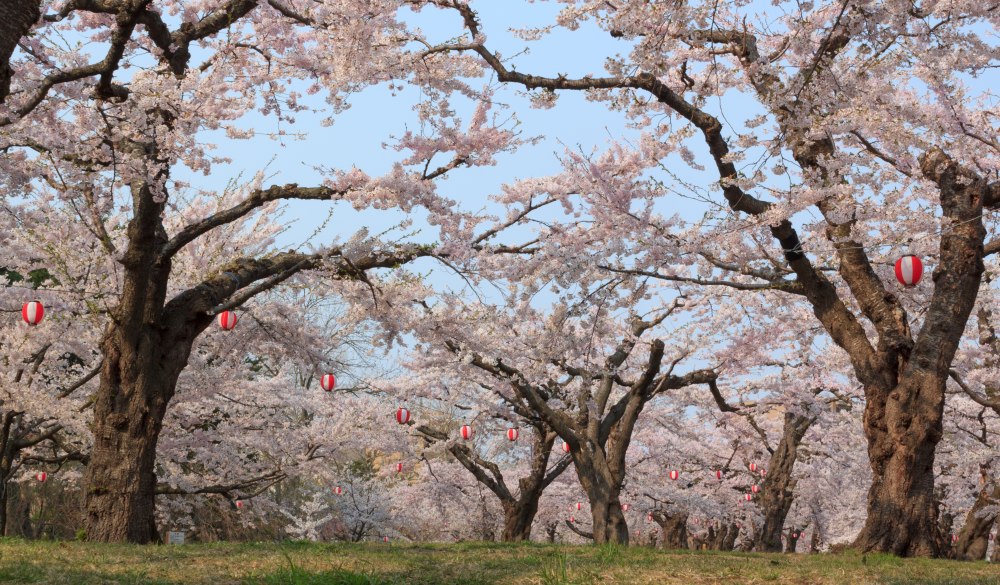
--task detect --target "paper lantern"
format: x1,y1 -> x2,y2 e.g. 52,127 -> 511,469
669,470 -> 679,481
621,504 -> 630,512
395,462 -> 404,474
716,470 -> 723,480
395,407 -> 410,425
35,472 -> 46,482
647,512 -> 654,521
570,516 -> 576,524
895,255 -> 923,287
22,301 -> 44,326
217,310 -> 238,331
562,441 -> 571,453
460,425 -> 473,440
235,500 -> 244,509
383,536 -> 389,543
506,428 -> 519,441
751,485 -> 760,494
744,493 -> 752,501
320,374 -> 336,392
334,486 -> 342,495
749,463 -> 758,472
575,502 -> 582,511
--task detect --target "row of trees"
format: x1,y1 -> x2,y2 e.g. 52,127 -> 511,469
0,0 -> 997,559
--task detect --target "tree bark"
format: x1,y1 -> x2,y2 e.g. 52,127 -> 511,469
652,509 -> 688,550
954,481 -> 999,561
754,412 -> 813,552
0,0 -> 40,101
574,453 -> 630,545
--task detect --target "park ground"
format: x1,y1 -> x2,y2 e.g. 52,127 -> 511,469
0,539 -> 997,584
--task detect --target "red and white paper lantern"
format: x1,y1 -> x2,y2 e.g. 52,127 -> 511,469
561,441 -> 571,453
749,463 -> 758,473
334,486 -> 343,495
621,504 -> 630,512
235,500 -> 244,509
751,485 -> 760,494
716,470 -> 723,480
506,428 -> 519,441
35,471 -> 46,482
396,462 -> 404,474
744,493 -> 753,501
395,408 -> 410,425
575,502 -> 582,511
217,310 -> 238,331
22,301 -> 44,326
460,425 -> 473,440
320,374 -> 336,392
895,255 -> 923,287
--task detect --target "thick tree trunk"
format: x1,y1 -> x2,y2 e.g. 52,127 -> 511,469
83,181 -> 177,543
653,510 -> 688,550
755,412 -> 813,552
500,497 -> 538,542
572,452 -> 629,545
0,0 -> 40,101
955,482 -> 999,561
852,374 -> 946,556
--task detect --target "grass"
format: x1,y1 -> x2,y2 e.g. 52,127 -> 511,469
0,538 -> 996,584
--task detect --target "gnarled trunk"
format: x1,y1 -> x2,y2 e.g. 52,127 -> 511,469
572,447 -> 629,545
755,412 -> 813,552
852,374 -> 947,557
721,522 -> 740,551
500,497 -> 539,542
955,482 -> 999,561
652,510 -> 688,550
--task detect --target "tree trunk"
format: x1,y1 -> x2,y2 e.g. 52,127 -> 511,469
83,180 -> 177,544
755,412 -> 813,552
852,374 -> 947,556
0,0 -> 40,101
955,482 -> 999,561
500,497 -> 538,542
722,523 -> 740,551
572,451 -> 629,545
653,510 -> 688,550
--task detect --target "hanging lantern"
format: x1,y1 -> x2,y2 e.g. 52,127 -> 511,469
235,500 -> 244,509
895,255 -> 923,287
506,428 -> 519,441
334,486 -> 342,495
716,470 -> 723,480
21,301 -> 44,326
647,512 -> 654,521
760,469 -> 767,477
749,463 -> 758,472
395,462 -> 404,474
575,502 -> 582,511
621,504 -> 630,512
383,536 -> 389,543
570,516 -> 576,523
460,425 -> 473,440
320,374 -> 336,392
951,534 -> 958,543
562,441 -> 571,453
793,531 -> 800,538
669,470 -> 679,481
396,408 -> 410,425
35,471 -> 46,482
217,310 -> 238,331
751,485 -> 760,494
744,493 -> 752,501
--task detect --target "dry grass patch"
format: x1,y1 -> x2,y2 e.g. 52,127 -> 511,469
0,539 -> 996,584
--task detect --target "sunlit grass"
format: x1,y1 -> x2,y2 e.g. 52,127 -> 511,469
0,538 -> 995,584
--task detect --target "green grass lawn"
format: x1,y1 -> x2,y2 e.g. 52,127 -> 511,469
0,539 -> 996,585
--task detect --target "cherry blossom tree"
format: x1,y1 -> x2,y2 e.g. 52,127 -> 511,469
413,0 -> 1000,557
